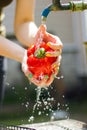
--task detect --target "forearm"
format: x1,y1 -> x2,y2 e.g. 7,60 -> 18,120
14,22 -> 38,47
0,35 -> 25,63
14,0 -> 38,47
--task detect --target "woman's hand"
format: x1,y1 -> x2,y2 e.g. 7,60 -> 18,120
35,24 -> 63,78
22,50 -> 54,87
35,24 -> 63,57
22,24 -> 63,87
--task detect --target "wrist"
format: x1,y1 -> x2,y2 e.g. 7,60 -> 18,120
20,49 -> 27,63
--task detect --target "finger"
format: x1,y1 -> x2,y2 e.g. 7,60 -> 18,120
46,50 -> 61,57
34,75 -> 51,88
32,78 -> 43,87
52,55 -> 62,67
28,74 -> 48,87
51,55 -> 61,74
46,74 -> 54,87
32,78 -> 47,88
47,41 -> 63,50
29,74 -> 53,88
28,75 -> 42,87
26,70 -> 44,87
53,66 -> 60,76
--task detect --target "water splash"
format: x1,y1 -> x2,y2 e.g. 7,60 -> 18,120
55,75 -> 64,80
28,116 -> 34,123
28,78 -> 70,123
28,87 -> 54,123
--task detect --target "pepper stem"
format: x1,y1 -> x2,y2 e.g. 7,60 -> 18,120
34,48 -> 46,58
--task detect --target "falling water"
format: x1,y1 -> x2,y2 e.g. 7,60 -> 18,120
28,75 -> 69,123
28,86 -> 54,123
35,28 -> 44,51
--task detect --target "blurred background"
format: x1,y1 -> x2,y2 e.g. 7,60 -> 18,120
0,0 -> 87,125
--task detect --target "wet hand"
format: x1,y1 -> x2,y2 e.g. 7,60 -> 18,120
22,24 -> 63,88
35,24 -> 63,57
35,24 -> 63,76
22,51 -> 55,87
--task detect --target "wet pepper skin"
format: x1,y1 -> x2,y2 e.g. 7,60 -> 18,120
27,42 -> 57,80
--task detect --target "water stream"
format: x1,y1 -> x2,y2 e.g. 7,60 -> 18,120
28,80 -> 69,123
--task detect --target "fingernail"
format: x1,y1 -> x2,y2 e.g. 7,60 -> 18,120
28,73 -> 33,78
47,42 -> 50,47
46,53 -> 51,57
44,75 -> 49,79
53,64 -> 57,68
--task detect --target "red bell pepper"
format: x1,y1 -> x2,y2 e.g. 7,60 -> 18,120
27,41 -> 57,80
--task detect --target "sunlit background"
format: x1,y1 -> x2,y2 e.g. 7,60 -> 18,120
0,0 -> 87,125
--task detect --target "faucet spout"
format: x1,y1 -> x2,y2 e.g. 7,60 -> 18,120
41,0 -> 87,23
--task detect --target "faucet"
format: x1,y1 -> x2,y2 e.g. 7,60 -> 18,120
41,0 -> 87,23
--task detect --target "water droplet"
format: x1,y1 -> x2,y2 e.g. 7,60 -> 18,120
44,101 -> 48,106
50,116 -> 55,121
38,111 -> 42,115
57,102 -> 60,106
12,86 -> 15,90
25,104 -> 28,108
25,87 -> 27,90
6,82 -> 10,86
28,116 -> 34,123
46,113 -> 49,116
62,95 -> 65,98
